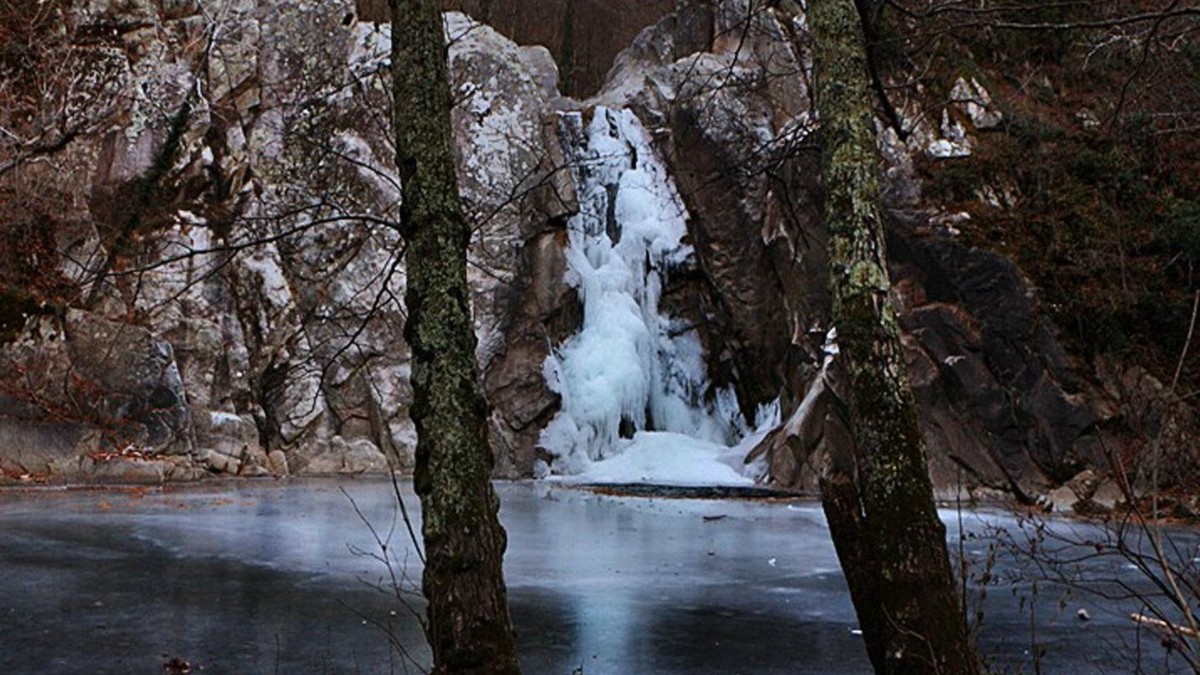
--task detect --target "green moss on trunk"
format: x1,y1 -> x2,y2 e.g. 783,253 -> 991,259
389,1 -> 521,673
809,0 -> 984,673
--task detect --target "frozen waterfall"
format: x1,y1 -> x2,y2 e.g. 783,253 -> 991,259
539,107 -> 775,485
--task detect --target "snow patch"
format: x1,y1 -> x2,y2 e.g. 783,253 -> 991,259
928,109 -> 973,158
348,22 -> 391,76
209,411 -> 244,424
556,431 -> 754,487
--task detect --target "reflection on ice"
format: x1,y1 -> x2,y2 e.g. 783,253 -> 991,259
0,479 -> 1182,674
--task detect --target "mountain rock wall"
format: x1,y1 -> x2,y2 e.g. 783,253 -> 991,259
0,0 -> 568,482
0,0 -> 1188,501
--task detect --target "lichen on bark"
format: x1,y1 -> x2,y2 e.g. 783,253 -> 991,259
809,0 -> 985,673
389,1 -> 521,672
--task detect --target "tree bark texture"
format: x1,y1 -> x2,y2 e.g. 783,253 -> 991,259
389,2 -> 521,673
809,1 -> 984,673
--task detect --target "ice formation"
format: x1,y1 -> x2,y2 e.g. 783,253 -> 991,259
539,106 -> 763,484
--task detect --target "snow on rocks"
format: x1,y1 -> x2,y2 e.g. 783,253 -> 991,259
949,77 -> 1003,130
927,110 -> 973,158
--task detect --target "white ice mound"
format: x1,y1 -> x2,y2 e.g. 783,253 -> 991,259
570,431 -> 754,487
540,106 -> 754,482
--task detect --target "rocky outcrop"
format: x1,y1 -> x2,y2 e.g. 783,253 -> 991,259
0,0 -> 1186,497
891,228 -> 1107,498
0,1 -> 567,482
0,309 -> 202,481
584,1 -> 825,423
575,0 -> 1138,498
1,310 -> 187,442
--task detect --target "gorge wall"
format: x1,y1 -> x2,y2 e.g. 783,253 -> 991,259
1,0 -> 1193,504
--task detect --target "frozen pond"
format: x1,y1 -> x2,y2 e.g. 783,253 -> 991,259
0,479 -> 1193,673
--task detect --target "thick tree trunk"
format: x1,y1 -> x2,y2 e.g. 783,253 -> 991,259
389,2 -> 522,673
808,1 -> 984,673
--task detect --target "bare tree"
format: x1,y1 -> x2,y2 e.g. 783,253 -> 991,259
808,0 -> 984,672
389,1 -> 522,673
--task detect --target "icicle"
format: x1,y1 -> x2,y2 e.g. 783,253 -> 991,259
539,106 -> 748,478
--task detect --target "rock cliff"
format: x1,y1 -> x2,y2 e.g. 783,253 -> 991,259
1,0 -> 1191,502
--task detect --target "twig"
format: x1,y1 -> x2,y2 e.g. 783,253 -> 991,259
1131,612 -> 1200,638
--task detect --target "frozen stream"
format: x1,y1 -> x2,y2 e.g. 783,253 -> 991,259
0,479 -> 1192,673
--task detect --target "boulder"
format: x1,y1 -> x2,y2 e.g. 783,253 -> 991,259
0,420 -> 102,478
301,436 -> 389,475
1,310 -> 191,455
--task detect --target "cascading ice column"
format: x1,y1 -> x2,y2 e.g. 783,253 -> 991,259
539,106 -> 744,477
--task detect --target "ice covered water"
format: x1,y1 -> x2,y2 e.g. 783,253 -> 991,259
539,107 -> 773,484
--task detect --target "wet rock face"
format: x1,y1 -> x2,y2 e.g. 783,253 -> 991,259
483,228 -> 581,477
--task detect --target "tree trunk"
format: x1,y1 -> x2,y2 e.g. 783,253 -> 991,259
389,2 -> 521,673
808,1 -> 984,673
